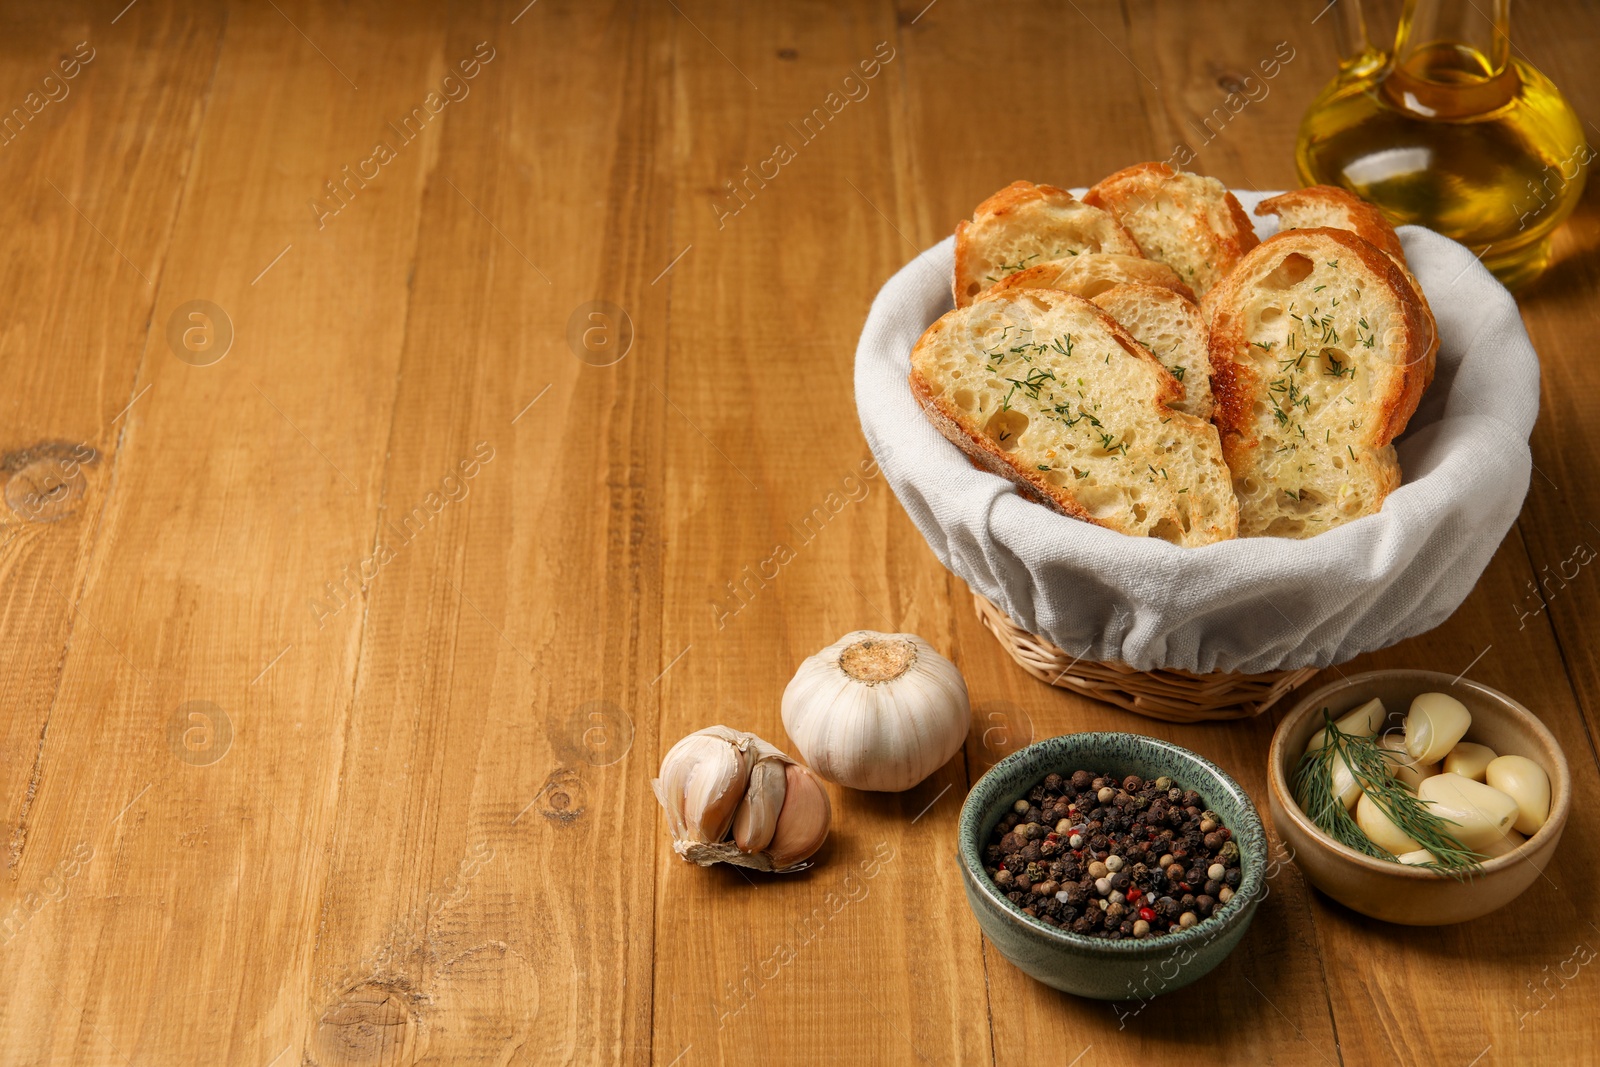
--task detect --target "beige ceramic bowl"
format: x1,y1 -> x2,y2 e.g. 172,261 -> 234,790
1268,670 -> 1570,925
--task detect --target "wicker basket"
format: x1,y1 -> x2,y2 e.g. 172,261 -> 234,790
973,594 -> 1319,723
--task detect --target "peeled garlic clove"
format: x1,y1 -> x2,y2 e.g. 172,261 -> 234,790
1356,792 -> 1420,855
1377,733 -> 1438,791
1417,773 -> 1517,850
1442,741 -> 1498,782
1396,848 -> 1437,866
766,763 -> 831,870
1485,754 -> 1551,835
1330,748 -> 1363,810
782,630 -> 969,792
1478,827 -> 1528,859
733,756 -> 787,852
1305,698 -> 1387,753
1404,692 -> 1472,764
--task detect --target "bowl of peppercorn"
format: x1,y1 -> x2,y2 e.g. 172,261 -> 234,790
957,732 -> 1268,1000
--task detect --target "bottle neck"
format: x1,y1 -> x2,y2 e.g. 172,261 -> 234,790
1382,0 -> 1517,118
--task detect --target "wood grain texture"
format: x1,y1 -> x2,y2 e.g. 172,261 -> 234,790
0,1 -> 1596,1064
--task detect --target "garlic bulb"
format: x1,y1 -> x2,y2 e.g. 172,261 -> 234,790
652,726 -> 830,872
781,630 -> 970,792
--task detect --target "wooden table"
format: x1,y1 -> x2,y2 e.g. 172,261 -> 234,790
2,2 -> 1597,1063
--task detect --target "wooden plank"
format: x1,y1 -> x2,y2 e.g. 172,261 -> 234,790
0,5 -> 220,875
298,3 -> 675,1063
648,2 -> 993,1063
0,2 -> 445,1061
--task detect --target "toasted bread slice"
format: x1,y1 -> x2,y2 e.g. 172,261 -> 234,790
954,181 -> 1143,307
989,252 -> 1197,303
1091,283 -> 1214,420
1083,163 -> 1259,297
909,288 -> 1238,546
1254,185 -> 1436,353
1207,228 -> 1438,538
1255,186 -> 1407,266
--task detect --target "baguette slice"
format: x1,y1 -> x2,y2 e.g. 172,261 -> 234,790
1083,163 -> 1259,297
990,252 -> 1197,303
1207,228 -> 1438,538
1254,185 -> 1436,351
1090,283 -> 1214,420
954,181 -> 1143,307
1255,185 -> 1407,266
909,288 -> 1238,546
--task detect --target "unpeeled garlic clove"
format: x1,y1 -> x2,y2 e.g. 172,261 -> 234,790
1442,741 -> 1497,782
1356,792 -> 1420,855
1417,773 -> 1517,850
1404,692 -> 1472,765
1305,698 -> 1387,753
1485,754 -> 1551,835
733,756 -> 787,852
677,729 -> 752,844
766,763 -> 832,870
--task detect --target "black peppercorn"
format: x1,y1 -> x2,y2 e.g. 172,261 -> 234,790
1204,879 -> 1223,898
1195,893 -> 1216,917
1224,869 -> 1241,889
1044,773 -> 1064,792
1071,770 -> 1094,791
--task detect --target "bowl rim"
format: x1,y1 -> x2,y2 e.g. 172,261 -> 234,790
1267,669 -> 1572,879
957,731 -> 1267,956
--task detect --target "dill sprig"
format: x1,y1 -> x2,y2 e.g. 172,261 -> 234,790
1291,710 -> 1482,878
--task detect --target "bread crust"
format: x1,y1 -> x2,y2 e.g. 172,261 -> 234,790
1083,162 -> 1260,295
1255,185 -> 1407,265
953,181 -> 1142,306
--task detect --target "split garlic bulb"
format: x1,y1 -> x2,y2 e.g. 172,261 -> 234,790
652,726 -> 831,873
781,630 -> 970,793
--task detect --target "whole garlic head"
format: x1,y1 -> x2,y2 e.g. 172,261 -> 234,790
652,726 -> 831,873
781,630 -> 970,792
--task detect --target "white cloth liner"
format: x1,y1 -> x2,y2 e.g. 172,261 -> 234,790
853,190 -> 1538,674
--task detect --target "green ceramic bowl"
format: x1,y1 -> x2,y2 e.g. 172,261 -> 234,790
957,732 -> 1267,1000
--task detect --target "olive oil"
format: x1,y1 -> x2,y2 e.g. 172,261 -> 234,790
1296,3 -> 1587,289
